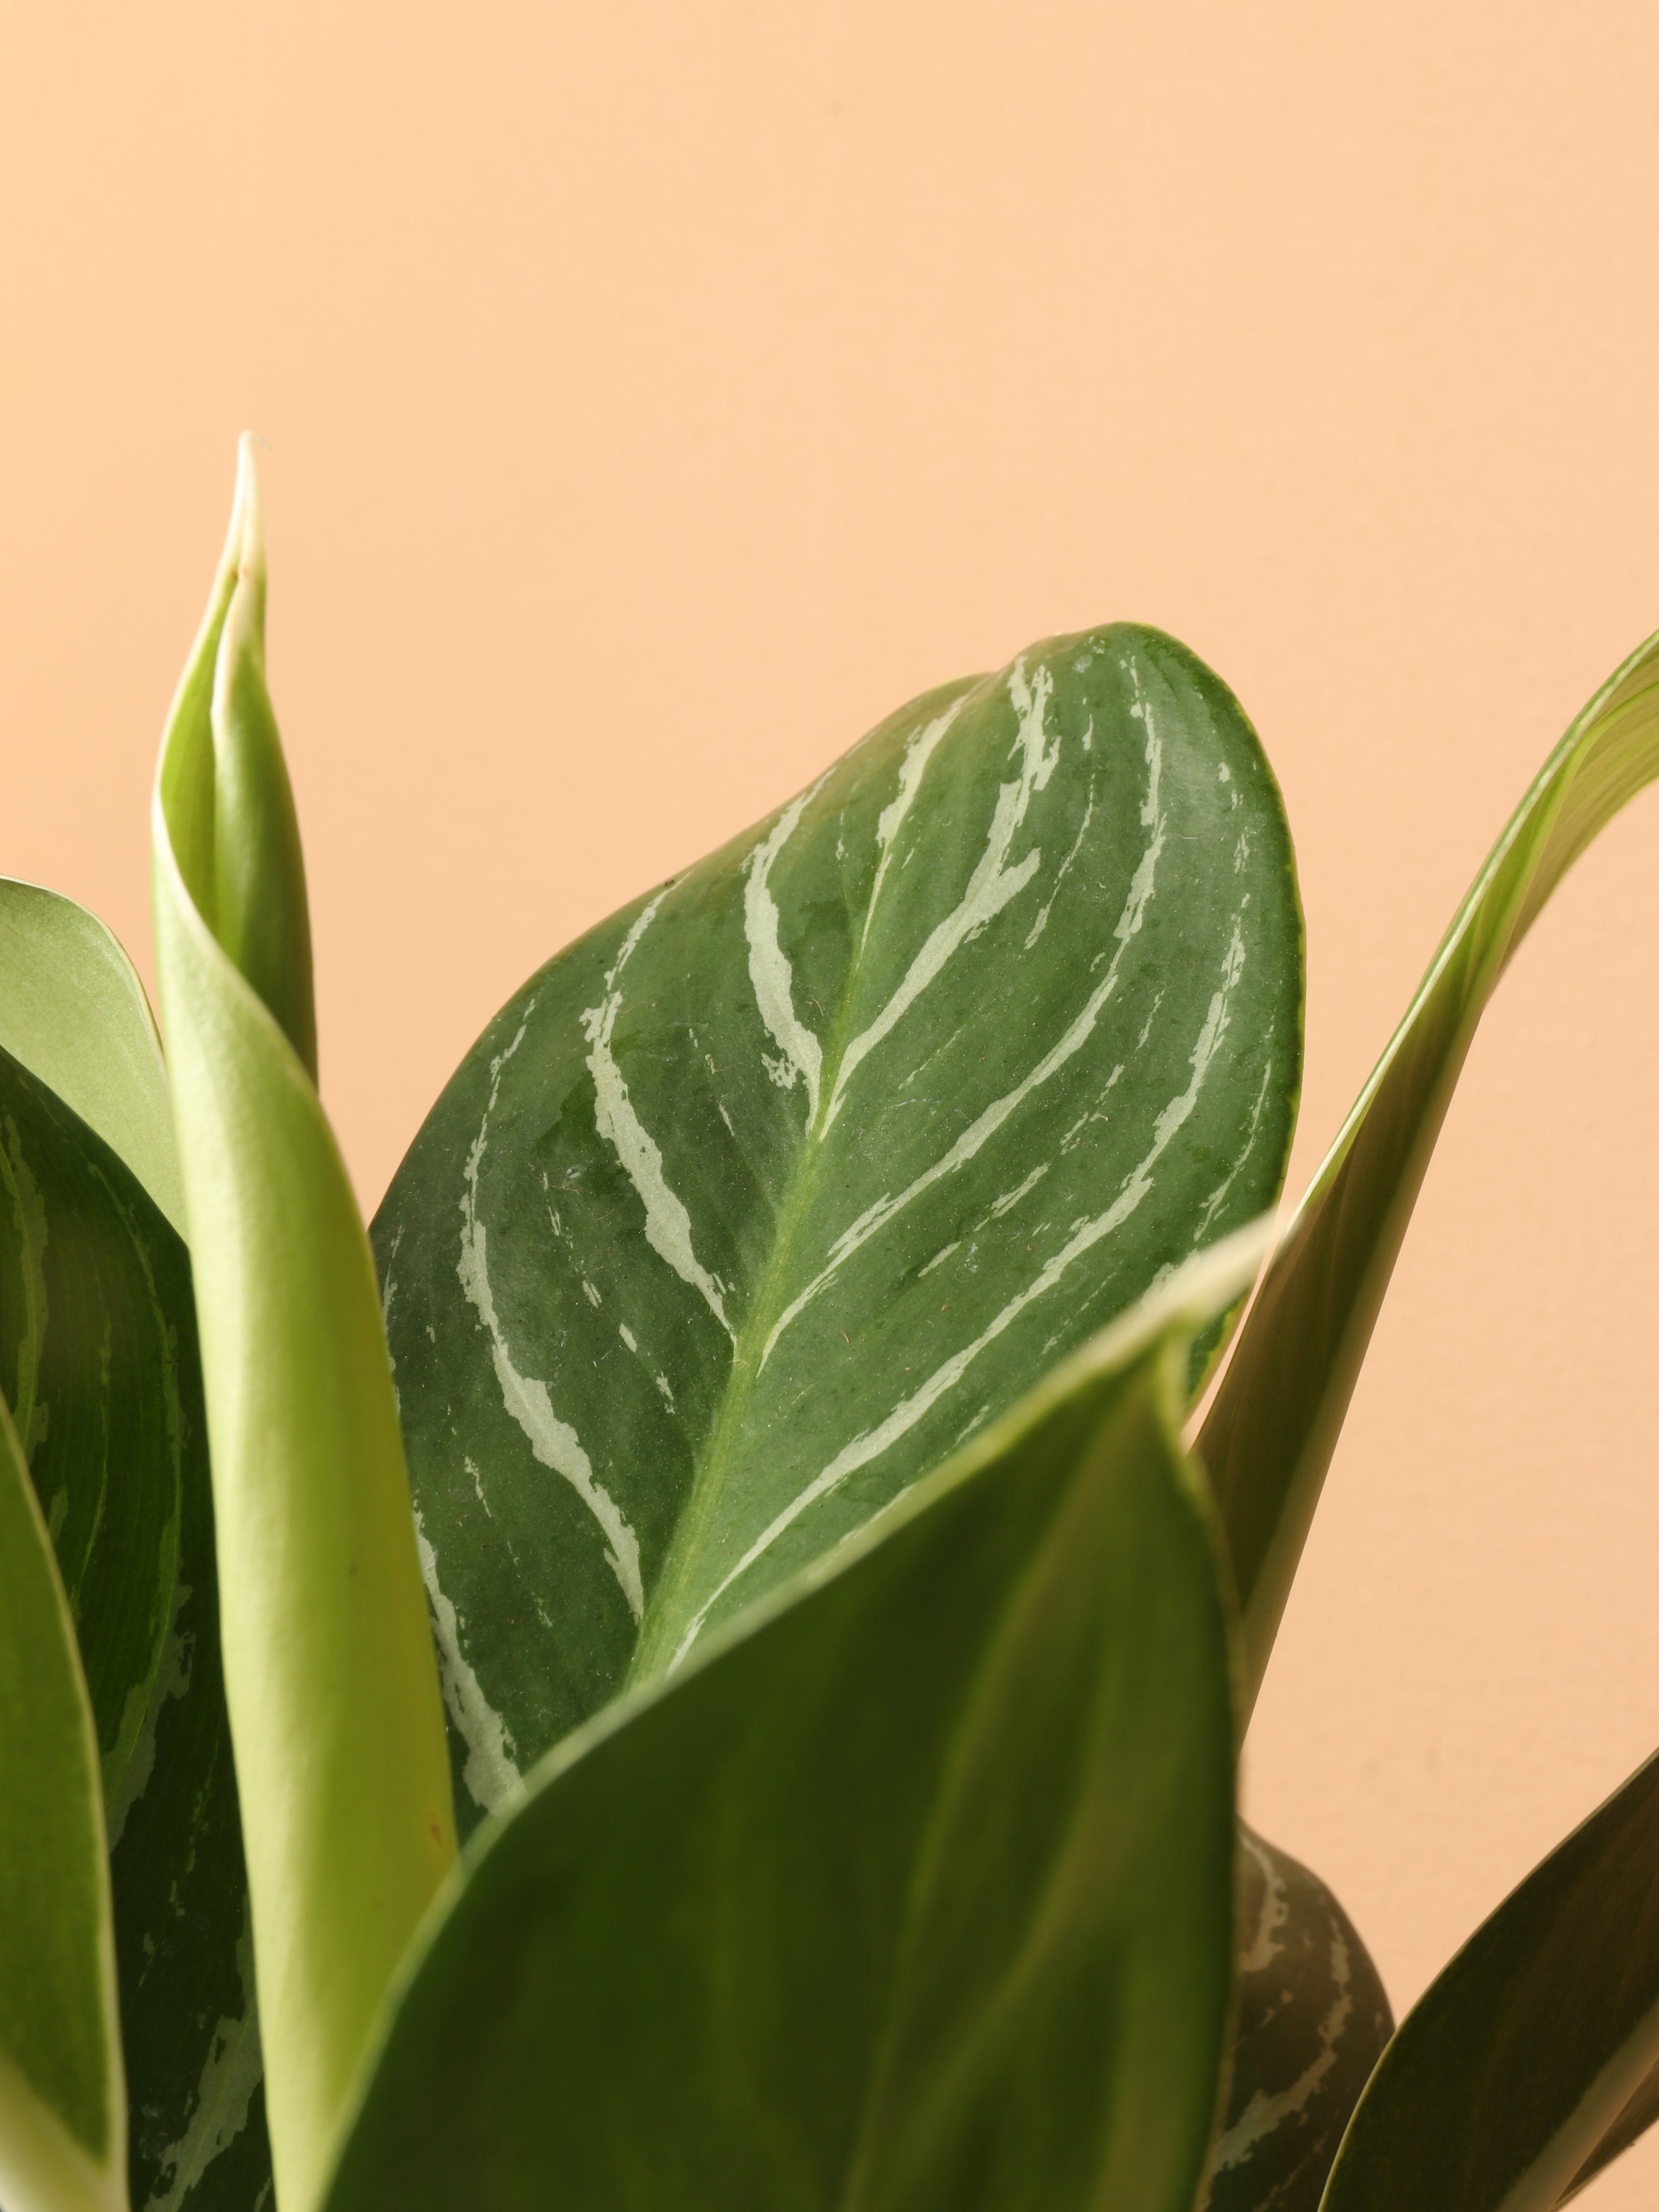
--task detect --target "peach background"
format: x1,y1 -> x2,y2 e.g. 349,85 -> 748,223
6,1 -> 1659,2194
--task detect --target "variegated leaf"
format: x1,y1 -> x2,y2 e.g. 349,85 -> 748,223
1203,1827 -> 1392,2212
371,623 -> 1303,1822
0,1038 -> 270,2210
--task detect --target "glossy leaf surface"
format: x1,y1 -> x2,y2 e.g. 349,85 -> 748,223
0,1386 -> 125,2212
1321,1746 -> 1659,2212
0,1039 -> 269,2211
153,442 -> 453,2212
374,623 -> 1301,1826
326,1245 -> 1251,2212
0,878 -> 184,1240
1201,1827 -> 1391,2212
1200,627 -> 1659,1711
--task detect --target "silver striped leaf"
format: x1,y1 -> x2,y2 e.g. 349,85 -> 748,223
0,1041 -> 270,2211
1203,1827 -> 1393,2212
372,622 -> 1303,1823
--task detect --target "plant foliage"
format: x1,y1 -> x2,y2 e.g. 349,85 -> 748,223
0,443 -> 1657,2212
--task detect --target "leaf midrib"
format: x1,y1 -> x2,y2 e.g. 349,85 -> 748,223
624,678 -> 985,1685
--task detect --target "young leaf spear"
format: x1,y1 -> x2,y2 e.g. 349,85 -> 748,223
152,440 -> 456,2212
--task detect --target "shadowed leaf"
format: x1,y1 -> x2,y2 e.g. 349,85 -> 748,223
1202,1827 -> 1392,2212
0,1033 -> 271,2210
0,1379 -> 125,2212
1321,1745 -> 1659,2211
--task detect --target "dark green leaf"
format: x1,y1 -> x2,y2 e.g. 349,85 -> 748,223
0,1384 -> 125,2212
373,623 -> 1302,1829
1199,629 -> 1659,1714
1202,1827 -> 1392,2212
1563,2056 -> 1659,2203
0,1039 -> 270,2211
326,1247 -> 1250,2212
1321,1747 -> 1659,2212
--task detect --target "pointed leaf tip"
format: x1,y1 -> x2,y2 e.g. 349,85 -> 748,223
156,438 -> 317,1082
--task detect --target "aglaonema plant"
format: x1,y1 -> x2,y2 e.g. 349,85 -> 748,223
0,439 -> 1657,2212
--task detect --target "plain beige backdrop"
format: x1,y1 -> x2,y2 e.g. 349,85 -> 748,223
5,0 -> 1659,2196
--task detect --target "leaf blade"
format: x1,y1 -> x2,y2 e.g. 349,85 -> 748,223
0,1386 -> 126,2212
1320,1746 -> 1659,2212
325,1240 -> 1255,2212
0,1036 -> 270,2210
151,442 -> 453,2212
0,879 -> 184,1241
376,623 -> 1303,1823
1199,628 -> 1659,1711
1201,1827 -> 1392,2212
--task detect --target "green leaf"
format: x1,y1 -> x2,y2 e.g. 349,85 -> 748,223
1319,1746 -> 1659,2212
372,622 -> 1302,1828
0,878 -> 184,1240
0,1036 -> 271,2211
1198,628 -> 1659,1713
325,1237 -> 1255,2212
1201,1827 -> 1392,2212
0,1384 -> 126,2212
156,445 -> 314,1081
152,440 -> 454,2212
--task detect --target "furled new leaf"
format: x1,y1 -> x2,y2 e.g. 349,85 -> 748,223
0,878 -> 184,1239
324,1237 -> 1255,2212
0,1035 -> 270,2211
151,440 -> 454,2212
0,1386 -> 126,2212
1320,1745 -> 1659,2211
1199,628 -> 1659,1712
374,622 -> 1302,1828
